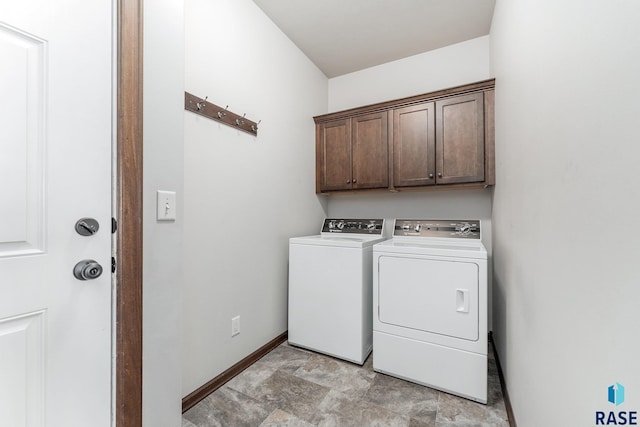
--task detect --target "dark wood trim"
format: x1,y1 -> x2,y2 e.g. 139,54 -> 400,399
314,79 -> 495,123
489,332 -> 517,427
319,182 -> 492,196
116,0 -> 144,425
315,122 -> 323,193
387,110 -> 395,191
484,89 -> 496,185
182,332 -> 288,413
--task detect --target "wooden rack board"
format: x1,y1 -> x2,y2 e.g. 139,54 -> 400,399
184,92 -> 258,136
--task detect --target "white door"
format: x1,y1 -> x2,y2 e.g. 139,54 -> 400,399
0,1 -> 113,426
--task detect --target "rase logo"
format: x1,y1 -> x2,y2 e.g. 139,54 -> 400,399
596,382 -> 637,425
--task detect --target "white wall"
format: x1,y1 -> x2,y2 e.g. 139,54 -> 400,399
491,1 -> 640,425
329,36 -> 490,111
143,0 -> 184,425
326,36 -> 495,327
328,189 -> 492,244
182,0 -> 328,396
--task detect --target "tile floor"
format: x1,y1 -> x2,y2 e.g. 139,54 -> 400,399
182,342 -> 510,427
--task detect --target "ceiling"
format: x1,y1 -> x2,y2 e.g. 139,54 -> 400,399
252,0 -> 496,78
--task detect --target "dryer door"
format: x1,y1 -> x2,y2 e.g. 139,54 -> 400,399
377,255 -> 479,341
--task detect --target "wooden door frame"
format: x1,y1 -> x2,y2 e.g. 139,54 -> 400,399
116,0 -> 143,425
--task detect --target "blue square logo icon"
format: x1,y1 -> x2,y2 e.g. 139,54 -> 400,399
608,383 -> 625,406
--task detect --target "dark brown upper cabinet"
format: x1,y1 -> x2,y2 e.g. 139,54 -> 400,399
351,112 -> 388,190
314,79 -> 495,194
435,93 -> 485,185
392,102 -> 436,187
316,112 -> 388,192
316,119 -> 351,191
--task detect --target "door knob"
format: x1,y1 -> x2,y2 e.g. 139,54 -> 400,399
73,260 -> 103,280
75,218 -> 99,236
429,173 -> 434,179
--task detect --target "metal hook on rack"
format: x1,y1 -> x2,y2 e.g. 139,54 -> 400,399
251,120 -> 261,132
196,96 -> 208,111
217,105 -> 228,119
236,113 -> 246,126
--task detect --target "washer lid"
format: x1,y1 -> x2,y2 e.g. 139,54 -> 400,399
290,234 -> 388,248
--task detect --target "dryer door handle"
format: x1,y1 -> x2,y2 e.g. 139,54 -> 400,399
456,289 -> 470,313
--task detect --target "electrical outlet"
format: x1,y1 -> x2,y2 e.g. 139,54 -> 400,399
231,316 -> 240,337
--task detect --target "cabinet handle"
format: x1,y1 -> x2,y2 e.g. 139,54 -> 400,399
438,172 -> 442,178
346,180 -> 351,184
353,179 -> 357,183
429,173 -> 434,179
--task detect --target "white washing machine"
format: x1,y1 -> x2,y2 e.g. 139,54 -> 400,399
288,218 -> 386,364
373,219 -> 488,403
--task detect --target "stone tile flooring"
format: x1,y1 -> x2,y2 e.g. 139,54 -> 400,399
183,342 -> 510,427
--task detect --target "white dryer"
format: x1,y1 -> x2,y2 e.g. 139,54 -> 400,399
373,219 -> 488,403
288,218 -> 386,364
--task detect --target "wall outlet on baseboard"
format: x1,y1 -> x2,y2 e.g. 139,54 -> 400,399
231,316 -> 240,337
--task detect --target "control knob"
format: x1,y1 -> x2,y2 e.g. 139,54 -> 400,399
458,223 -> 472,234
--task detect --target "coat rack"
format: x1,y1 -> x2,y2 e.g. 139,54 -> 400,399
184,92 -> 259,136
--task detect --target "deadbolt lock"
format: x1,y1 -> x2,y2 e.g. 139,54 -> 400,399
75,218 -> 100,236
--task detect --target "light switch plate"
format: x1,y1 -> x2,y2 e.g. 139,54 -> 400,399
156,190 -> 176,221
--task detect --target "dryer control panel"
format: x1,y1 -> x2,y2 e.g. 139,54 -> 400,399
394,219 -> 480,239
321,218 -> 384,235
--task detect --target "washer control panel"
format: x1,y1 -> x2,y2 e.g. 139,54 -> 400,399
321,218 -> 384,235
394,219 -> 480,239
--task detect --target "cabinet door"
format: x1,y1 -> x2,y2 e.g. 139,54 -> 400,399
351,112 -> 388,189
317,119 -> 352,192
436,93 -> 485,184
392,102 -> 436,187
